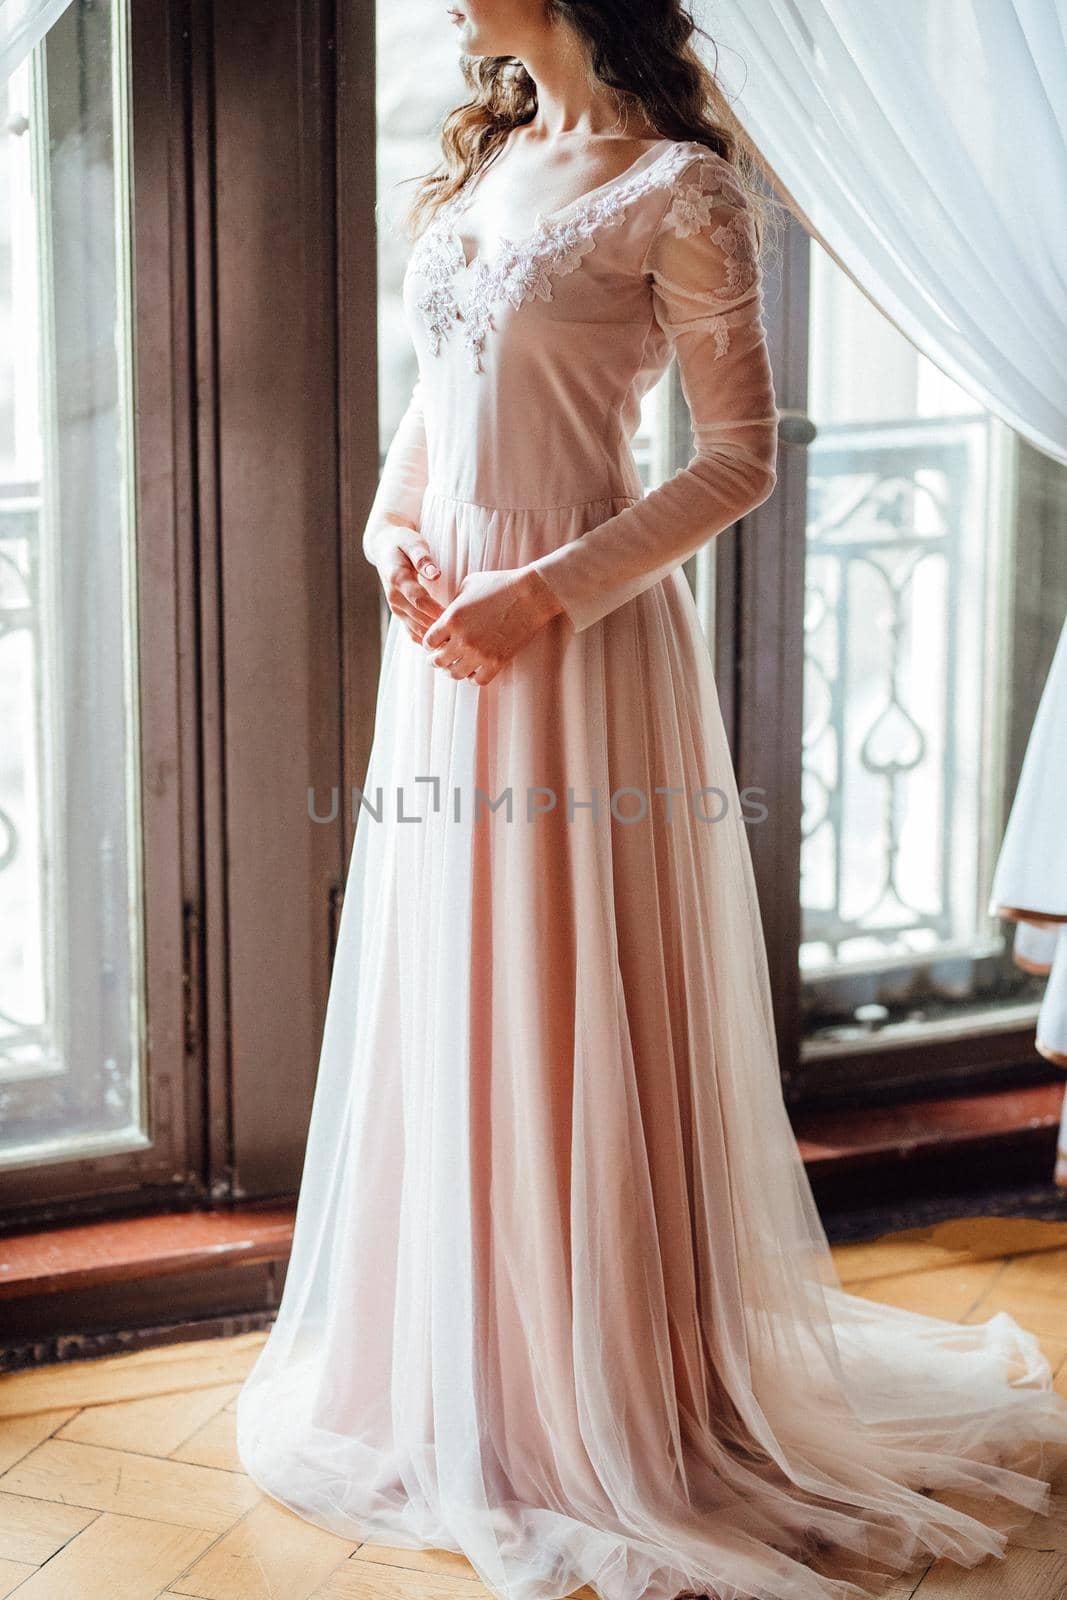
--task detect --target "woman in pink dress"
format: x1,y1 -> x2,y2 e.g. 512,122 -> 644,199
236,3 -> 1067,1597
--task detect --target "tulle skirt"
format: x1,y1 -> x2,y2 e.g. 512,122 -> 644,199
235,486 -> 1067,1600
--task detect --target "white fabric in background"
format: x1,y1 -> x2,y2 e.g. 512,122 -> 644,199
1013,919 -> 1060,980
992,615 -> 1067,1111
1011,921 -> 1067,1149
1,0 -> 73,83
704,0 -> 1067,466
990,614 -> 1067,922
1035,930 -> 1067,1069
1021,925 -> 1067,1184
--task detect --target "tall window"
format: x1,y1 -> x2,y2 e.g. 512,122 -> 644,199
0,0 -> 142,1170
800,239 -> 1064,1060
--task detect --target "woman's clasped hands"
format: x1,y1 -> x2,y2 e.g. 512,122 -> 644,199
372,528 -> 563,686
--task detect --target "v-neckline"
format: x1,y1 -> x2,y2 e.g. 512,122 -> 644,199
445,135 -> 678,272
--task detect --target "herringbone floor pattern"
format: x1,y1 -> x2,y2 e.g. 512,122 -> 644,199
1,1216 -> 1066,1600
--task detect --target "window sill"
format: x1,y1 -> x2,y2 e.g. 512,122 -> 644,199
794,1080 -> 1064,1210
0,1203 -> 294,1302
0,1083 -> 1063,1364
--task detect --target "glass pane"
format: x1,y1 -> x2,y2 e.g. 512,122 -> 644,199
800,239 -> 1064,1047
0,0 -> 143,1167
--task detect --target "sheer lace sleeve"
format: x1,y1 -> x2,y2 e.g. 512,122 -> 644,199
526,154 -> 779,634
362,378 -> 430,567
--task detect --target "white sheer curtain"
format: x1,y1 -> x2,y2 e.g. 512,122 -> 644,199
703,0 -> 1067,1176
704,0 -> 1067,464
1,0 -> 73,83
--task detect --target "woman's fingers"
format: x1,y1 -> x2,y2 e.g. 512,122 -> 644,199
399,536 -> 441,585
421,626 -> 498,683
431,645 -> 465,673
375,535 -> 443,619
388,571 -> 441,624
371,534 -> 448,647
423,615 -> 498,683
384,589 -> 433,643
426,631 -> 474,679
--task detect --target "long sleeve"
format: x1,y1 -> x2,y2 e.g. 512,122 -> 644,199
362,377 -> 430,568
526,155 -> 780,634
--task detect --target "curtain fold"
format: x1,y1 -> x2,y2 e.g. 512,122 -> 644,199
703,0 -> 1067,1158
1,0 -> 74,84
704,0 -> 1067,465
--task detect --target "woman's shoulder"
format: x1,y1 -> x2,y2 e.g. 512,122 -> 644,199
636,141 -> 752,251
651,141 -> 749,205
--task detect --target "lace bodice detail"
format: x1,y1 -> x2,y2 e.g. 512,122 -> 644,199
662,160 -> 759,296
408,141 -> 760,374
368,136 -> 779,637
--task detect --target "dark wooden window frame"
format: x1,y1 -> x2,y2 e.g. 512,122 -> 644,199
0,0 -> 202,1220
185,0 -> 382,1207
1,0 -> 383,1230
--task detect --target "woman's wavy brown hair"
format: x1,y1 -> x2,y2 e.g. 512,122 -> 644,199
401,0 -> 783,264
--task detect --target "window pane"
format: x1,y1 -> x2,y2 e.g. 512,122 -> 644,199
0,0 -> 143,1167
800,239 -> 1063,1047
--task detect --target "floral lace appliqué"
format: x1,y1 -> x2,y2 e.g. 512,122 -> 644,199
662,157 -> 747,239
408,145 -> 760,371
659,156 -> 760,360
409,141 -> 703,374
410,228 -> 466,358
708,211 -> 760,303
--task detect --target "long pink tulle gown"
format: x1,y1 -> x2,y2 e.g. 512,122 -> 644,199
235,132 -> 1067,1600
